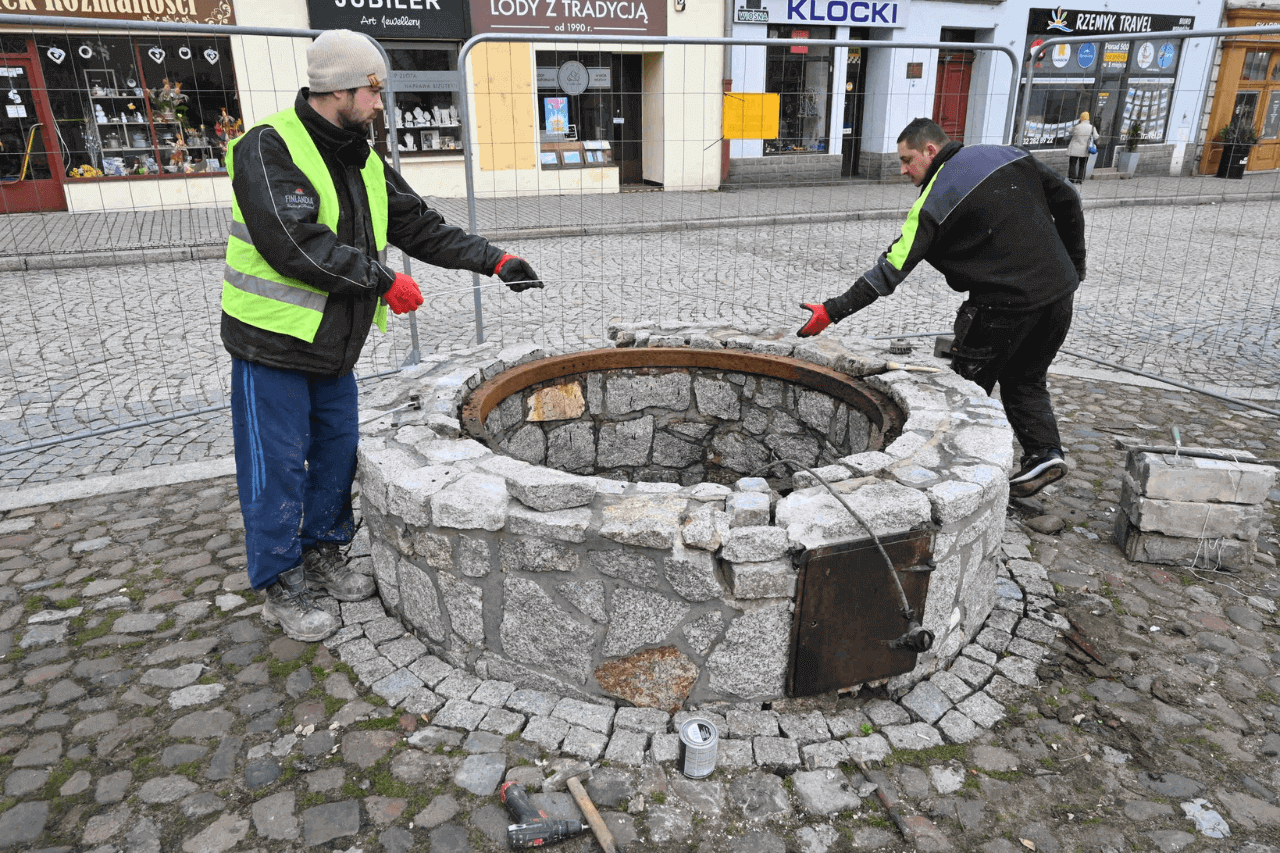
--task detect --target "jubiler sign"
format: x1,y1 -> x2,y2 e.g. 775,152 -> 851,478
10,0 -> 234,24
471,0 -> 666,37
307,0 -> 469,40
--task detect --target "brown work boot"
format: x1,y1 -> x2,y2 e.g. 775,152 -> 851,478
303,542 -> 375,602
261,564 -> 339,642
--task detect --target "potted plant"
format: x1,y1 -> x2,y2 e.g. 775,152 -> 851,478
1115,119 -> 1142,177
1214,117 -> 1259,179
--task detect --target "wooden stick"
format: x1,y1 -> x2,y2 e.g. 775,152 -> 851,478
566,775 -> 617,853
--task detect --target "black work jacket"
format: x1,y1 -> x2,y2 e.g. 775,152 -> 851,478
860,141 -> 1086,311
221,90 -> 505,376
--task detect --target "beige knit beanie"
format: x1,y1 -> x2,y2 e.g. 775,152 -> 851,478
308,30 -> 387,93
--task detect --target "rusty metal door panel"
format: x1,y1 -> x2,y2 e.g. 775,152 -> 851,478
788,529 -> 934,698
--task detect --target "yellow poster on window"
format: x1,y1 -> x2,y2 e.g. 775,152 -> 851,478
723,93 -> 780,140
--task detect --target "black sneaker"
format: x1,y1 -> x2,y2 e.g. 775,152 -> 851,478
1009,450 -> 1068,498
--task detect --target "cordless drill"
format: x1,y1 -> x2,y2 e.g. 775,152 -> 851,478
500,781 -> 587,848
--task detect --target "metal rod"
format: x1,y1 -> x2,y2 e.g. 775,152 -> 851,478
1058,348 -> 1280,418
749,456 -> 913,621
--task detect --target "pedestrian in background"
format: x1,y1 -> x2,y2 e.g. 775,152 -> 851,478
221,29 -> 543,642
796,118 -> 1085,498
1066,111 -> 1098,185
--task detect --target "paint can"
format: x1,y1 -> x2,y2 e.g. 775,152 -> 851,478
678,717 -> 718,778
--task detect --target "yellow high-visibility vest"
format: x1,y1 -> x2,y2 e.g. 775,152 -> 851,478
221,108 -> 388,342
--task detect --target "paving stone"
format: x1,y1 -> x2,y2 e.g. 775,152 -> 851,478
248,790 -> 298,840
882,723 -> 944,751
138,774 -> 200,804
470,679 -> 516,707
603,729 -> 649,765
728,771 -> 794,819
413,793 -> 461,829
507,688 -> 559,718
179,812 -> 249,852
70,710 -> 117,739
167,684 -> 226,709
243,756 -> 281,789
5,767 -> 49,796
14,732 -> 61,766
552,697 -> 615,734
753,736 -> 801,769
454,752 -> 507,796
372,668 -> 426,705
792,768 -> 861,814
478,706 -> 525,736
562,725 -> 609,760
435,671 -> 482,700
433,698 -> 489,730
342,729 -> 399,769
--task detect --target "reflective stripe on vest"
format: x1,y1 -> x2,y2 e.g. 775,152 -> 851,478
221,108 -> 389,342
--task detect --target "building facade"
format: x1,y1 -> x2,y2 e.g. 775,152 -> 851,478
1198,2 -> 1280,175
724,0 -> 1219,184
0,0 -> 722,212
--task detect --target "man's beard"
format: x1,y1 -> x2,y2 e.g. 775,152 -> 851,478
341,116 -> 372,133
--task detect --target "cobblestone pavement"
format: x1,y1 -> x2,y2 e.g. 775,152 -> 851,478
0,372 -> 1278,852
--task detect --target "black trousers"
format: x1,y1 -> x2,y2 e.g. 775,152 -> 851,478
1067,155 -> 1087,181
949,293 -> 1073,460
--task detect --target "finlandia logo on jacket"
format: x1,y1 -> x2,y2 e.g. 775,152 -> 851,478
1047,6 -> 1072,32
283,188 -> 316,210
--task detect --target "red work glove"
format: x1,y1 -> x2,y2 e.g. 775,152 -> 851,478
383,273 -> 423,314
797,302 -> 831,338
494,253 -> 543,292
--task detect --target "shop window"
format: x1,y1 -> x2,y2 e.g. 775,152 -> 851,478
37,34 -> 241,178
764,26 -> 834,155
1232,90 -> 1260,131
535,51 -> 618,170
1121,80 -> 1173,142
385,43 -> 461,156
1242,50 -> 1272,81
1021,84 -> 1092,146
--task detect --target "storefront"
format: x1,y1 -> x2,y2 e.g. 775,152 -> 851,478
728,0 -> 889,180
1021,8 -> 1196,169
0,1 -> 241,213
1200,6 -> 1280,175
727,1 -> 1213,183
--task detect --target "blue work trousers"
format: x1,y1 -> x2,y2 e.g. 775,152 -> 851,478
231,358 -> 359,590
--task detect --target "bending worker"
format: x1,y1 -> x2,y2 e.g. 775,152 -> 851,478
221,29 -> 543,642
797,118 -> 1085,499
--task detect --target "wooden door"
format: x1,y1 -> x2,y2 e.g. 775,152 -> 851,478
933,51 -> 973,140
0,56 -> 67,213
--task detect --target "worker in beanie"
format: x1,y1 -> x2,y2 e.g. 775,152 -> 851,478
221,29 -> 543,642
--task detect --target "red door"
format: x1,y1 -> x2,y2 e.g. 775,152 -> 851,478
0,56 -> 67,213
933,51 -> 974,140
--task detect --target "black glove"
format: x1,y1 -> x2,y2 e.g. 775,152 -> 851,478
494,253 -> 543,292
1076,263 -> 1086,282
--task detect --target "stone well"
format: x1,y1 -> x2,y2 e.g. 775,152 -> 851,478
355,323 -> 1014,710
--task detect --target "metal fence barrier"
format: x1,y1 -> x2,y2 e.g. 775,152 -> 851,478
0,15 -> 1277,482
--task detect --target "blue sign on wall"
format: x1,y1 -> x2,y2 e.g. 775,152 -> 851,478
1077,42 -> 1096,69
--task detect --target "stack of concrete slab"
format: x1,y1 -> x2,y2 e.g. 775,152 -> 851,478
1113,449 -> 1277,570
